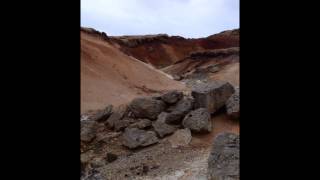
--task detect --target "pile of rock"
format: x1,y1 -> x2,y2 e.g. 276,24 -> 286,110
81,81 -> 239,150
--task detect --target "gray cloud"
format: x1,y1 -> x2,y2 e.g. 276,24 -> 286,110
81,0 -> 239,38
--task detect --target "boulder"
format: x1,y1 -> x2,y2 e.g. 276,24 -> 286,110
128,119 -> 152,129
207,132 -> 239,180
164,111 -> 185,124
92,105 -> 113,122
167,98 -> 194,114
165,98 -> 194,124
168,128 -> 192,148
129,97 -> 166,120
182,108 -> 212,133
81,120 -> 98,143
161,90 -> 183,104
122,128 -> 159,149
192,81 -> 235,113
106,105 -> 128,128
114,118 -> 135,132
226,87 -> 240,119
152,112 -> 177,138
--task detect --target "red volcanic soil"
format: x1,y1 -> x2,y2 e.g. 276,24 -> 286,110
110,29 -> 239,68
81,30 -> 186,113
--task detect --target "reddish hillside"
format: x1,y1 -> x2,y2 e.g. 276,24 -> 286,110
81,29 -> 186,113
109,29 -> 239,68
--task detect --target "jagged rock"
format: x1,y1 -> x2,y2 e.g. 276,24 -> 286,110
182,108 -> 212,133
207,132 -> 239,180
106,105 -> 128,128
129,97 -> 166,120
164,111 -> 185,124
152,112 -> 177,138
192,81 -> 235,113
226,87 -> 240,119
161,90 -> 183,104
92,105 -> 113,122
128,119 -> 152,129
81,120 -> 99,143
167,98 -> 194,114
122,128 -> 159,149
114,118 -> 135,132
168,128 -> 192,148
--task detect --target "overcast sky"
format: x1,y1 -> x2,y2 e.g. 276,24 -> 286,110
81,0 -> 239,38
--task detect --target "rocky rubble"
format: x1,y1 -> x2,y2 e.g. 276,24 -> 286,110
80,82 -> 240,179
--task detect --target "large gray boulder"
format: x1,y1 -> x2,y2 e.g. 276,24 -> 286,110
152,112 -> 177,138
161,90 -> 183,104
129,97 -> 166,120
106,105 -> 128,128
182,108 -> 212,133
122,128 -> 159,149
207,132 -> 239,180
192,81 -> 235,113
226,87 -> 240,119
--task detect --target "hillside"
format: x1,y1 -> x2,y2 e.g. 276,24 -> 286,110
109,29 -> 239,68
81,29 -> 185,113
